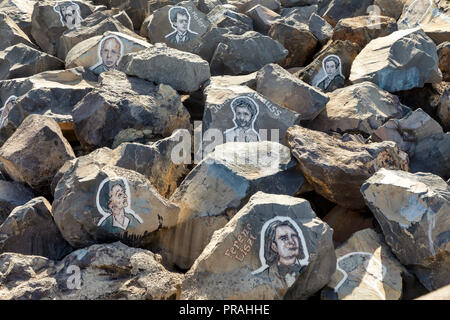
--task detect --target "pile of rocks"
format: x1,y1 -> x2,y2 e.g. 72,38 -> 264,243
0,0 -> 448,300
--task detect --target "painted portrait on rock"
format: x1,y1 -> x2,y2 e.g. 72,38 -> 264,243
312,55 -> 345,93
225,96 -> 261,143
53,1 -> 83,30
252,216 -> 309,288
96,177 -> 143,233
165,6 -> 199,45
0,95 -> 17,129
90,35 -> 124,75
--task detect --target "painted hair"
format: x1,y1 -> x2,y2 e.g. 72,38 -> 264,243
263,220 -> 298,265
323,55 -> 340,68
169,7 -> 189,25
231,97 -> 258,119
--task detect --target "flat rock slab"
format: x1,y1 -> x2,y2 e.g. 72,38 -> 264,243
321,228 -> 404,300
287,126 -> 409,210
146,1 -> 211,53
0,197 -> 73,260
118,43 -> 210,93
361,169 -> 450,291
309,81 -> 411,136
0,242 -> 184,299
350,28 -> 442,92
181,192 -> 335,299
53,162 -> 180,249
0,114 -> 75,194
65,31 -> 151,74
255,63 -> 329,121
0,180 -> 34,224
0,43 -> 64,80
297,40 -> 361,93
203,84 -> 301,147
150,141 -> 306,270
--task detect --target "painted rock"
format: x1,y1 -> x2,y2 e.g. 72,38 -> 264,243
150,141 -> 306,270
350,28 -> 442,92
65,31 -> 151,74
72,70 -> 191,151
321,228 -> 404,300
0,114 -> 75,195
202,84 -> 301,148
181,192 -> 335,299
0,197 -> 73,260
53,162 -> 180,248
361,169 -> 450,291
287,125 -> 409,210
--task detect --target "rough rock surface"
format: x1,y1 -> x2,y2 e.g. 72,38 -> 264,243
181,192 -> 335,299
0,242 -> 184,300
322,0 -> 374,26
65,31 -> 151,72
210,31 -> 288,75
202,84 -> 301,147
73,70 -> 191,151
287,126 -> 409,210
0,0 -> 36,40
256,63 -> 329,121
437,86 -> 450,130
53,162 -> 180,249
321,228 -> 405,300
437,42 -> 450,82
308,12 -> 333,46
332,15 -> 398,49
309,82 -> 411,136
0,197 -> 73,260
416,284 -> 450,300
0,180 -> 34,224
118,43 -> 210,93
361,169 -> 450,291
246,4 -> 280,32
0,44 -> 64,80
150,142 -> 306,269
350,28 -> 442,92
0,12 -> 36,51
0,114 -> 75,194
207,5 -> 253,34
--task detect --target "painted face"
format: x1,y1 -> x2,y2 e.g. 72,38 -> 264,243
175,13 -> 189,34
101,38 -> 121,68
325,61 -> 337,77
235,106 -> 253,129
108,184 -> 128,211
62,5 -> 79,29
271,225 -> 300,266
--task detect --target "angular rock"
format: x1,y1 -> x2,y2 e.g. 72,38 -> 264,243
332,15 -> 398,49
203,84 -> 301,147
73,70 -> 191,151
0,67 -> 96,146
0,115 -> 75,194
361,169 -> 450,291
0,242 -> 184,300
437,42 -> 450,82
309,82 -> 411,136
150,142 -> 306,269
268,17 -> 318,68
246,4 -> 280,32
93,0 -> 150,30
210,31 -> 288,75
287,126 -> 409,210
421,19 -> 450,46
207,5 -> 253,35
308,12 -> 333,46
57,10 -> 145,59
189,26 -> 230,62
53,161 -> 180,248
209,72 -> 258,90
0,197 -> 73,260
297,40 -> 361,91
145,1 -> 211,52
197,0 -> 223,14
437,85 -> 449,130
255,63 -> 329,121
280,4 -> 318,22
322,206 -> 374,245
397,0 -> 438,30
230,0 -> 281,13
322,229 -> 404,300
118,43 -> 210,92
0,43 -> 64,80
322,0 -> 374,26
31,0 -> 97,57
65,31 -> 151,73
350,28 -> 442,92
0,180 -> 34,225
0,0 -> 36,40
373,0 -> 406,20
416,284 -> 450,300
0,12 -> 36,51
181,192 -> 335,299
